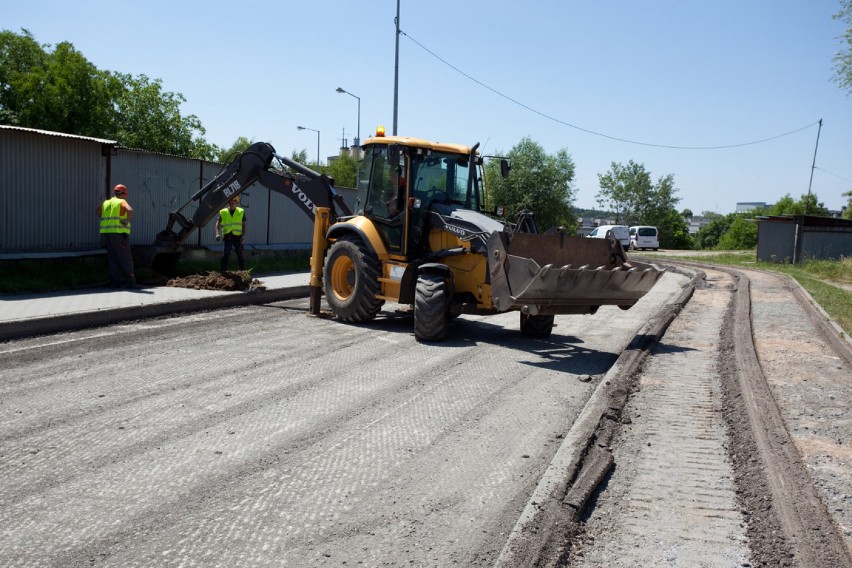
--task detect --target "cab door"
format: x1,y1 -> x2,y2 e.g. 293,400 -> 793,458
360,145 -> 409,256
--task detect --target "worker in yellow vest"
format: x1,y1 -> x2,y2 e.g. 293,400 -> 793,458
97,183 -> 138,288
215,196 -> 246,272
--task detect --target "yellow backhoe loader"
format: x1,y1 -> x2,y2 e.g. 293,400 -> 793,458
154,131 -> 663,341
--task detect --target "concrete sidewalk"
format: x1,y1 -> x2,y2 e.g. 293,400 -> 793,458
0,271 -> 312,341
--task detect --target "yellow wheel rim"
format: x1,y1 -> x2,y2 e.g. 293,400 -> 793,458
330,255 -> 354,301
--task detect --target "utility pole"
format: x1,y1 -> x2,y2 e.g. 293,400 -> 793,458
393,0 -> 400,135
805,118 -> 822,216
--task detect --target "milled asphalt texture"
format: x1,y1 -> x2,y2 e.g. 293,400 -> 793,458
0,271 -> 311,341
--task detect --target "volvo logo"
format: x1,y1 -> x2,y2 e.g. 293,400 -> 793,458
445,224 -> 468,237
292,186 -> 317,214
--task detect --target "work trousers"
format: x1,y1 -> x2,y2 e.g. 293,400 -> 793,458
221,233 -> 246,271
101,233 -> 136,286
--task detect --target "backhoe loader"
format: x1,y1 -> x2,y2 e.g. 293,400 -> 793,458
153,133 -> 663,341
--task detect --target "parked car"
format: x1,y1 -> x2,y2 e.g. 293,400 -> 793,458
587,224 -> 630,248
629,225 -> 660,251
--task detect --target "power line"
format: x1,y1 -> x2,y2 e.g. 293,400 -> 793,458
814,166 -> 852,185
400,30 -> 820,151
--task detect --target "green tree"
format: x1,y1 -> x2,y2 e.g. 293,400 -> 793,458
484,137 -> 577,232
656,208 -> 693,249
834,0 -> 852,95
596,161 -> 686,247
595,160 -> 652,224
1,29 -> 217,159
596,161 -> 683,227
769,193 -> 829,216
214,136 -> 254,164
842,190 -> 852,220
112,73 -> 218,159
716,216 -> 758,250
0,29 -> 46,125
321,153 -> 357,188
693,212 -> 729,249
290,149 -> 309,164
0,30 -> 117,136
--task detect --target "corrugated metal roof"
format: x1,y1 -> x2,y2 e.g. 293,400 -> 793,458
0,124 -> 116,145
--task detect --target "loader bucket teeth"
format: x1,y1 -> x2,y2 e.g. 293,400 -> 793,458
487,231 -> 664,315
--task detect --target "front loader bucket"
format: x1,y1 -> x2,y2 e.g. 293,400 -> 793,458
487,231 -> 664,315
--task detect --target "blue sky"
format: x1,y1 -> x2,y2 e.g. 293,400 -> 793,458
5,1 -> 851,214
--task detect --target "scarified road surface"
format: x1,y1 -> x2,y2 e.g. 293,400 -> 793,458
2,262 -> 850,567
0,273 -> 685,567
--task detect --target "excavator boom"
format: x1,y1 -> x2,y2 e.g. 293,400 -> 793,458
154,142 -> 351,249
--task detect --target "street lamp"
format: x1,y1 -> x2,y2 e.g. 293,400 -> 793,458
335,87 -> 360,147
296,126 -> 320,165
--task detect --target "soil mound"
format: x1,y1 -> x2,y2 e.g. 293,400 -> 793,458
165,271 -> 265,291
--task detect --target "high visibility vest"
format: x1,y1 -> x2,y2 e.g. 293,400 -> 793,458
219,207 -> 245,236
100,197 -> 130,234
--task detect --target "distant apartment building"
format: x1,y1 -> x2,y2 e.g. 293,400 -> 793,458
736,202 -> 767,212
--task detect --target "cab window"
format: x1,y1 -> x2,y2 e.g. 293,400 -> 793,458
358,146 -> 407,219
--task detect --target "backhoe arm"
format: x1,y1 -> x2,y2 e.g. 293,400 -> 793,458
154,142 -> 352,249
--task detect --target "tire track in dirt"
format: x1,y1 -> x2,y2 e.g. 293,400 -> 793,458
568,268 -> 749,567
720,267 -> 851,567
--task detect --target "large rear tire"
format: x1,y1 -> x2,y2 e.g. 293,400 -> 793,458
323,236 -> 384,322
414,273 -> 449,342
520,312 -> 554,338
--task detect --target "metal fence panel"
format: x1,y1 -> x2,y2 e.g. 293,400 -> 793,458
1,128 -> 108,252
111,149 -> 209,246
801,227 -> 852,261
2,127 -> 360,255
757,219 -> 795,263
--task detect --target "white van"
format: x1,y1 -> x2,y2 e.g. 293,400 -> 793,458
629,225 -> 660,251
586,225 -> 630,248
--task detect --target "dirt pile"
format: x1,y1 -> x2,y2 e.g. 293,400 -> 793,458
165,271 -> 265,291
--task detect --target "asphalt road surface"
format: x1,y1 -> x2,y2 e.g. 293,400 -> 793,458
1,273 -> 686,567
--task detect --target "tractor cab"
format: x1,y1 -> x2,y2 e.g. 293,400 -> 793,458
356,131 -> 486,260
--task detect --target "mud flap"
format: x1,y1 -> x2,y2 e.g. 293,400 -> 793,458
487,231 -> 664,315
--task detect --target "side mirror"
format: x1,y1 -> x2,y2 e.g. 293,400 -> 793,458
500,159 -> 510,178
387,144 -> 402,167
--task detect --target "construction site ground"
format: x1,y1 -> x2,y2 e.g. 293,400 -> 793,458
1,259 -> 850,567
563,266 -> 851,567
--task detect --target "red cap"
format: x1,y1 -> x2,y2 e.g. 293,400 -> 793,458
114,184 -> 128,196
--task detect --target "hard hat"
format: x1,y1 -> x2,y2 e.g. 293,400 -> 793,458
113,184 -> 128,196
375,125 -> 386,137
229,195 -> 240,203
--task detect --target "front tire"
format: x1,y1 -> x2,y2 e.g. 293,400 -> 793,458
520,313 -> 554,338
323,236 -> 384,322
414,273 -> 449,342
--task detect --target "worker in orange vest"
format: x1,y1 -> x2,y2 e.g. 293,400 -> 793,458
97,183 -> 138,288
215,196 -> 246,272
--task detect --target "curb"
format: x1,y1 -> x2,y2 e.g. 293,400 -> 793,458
0,285 -> 310,341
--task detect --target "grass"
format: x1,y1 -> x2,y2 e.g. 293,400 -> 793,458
658,251 -> 852,337
0,253 -> 310,295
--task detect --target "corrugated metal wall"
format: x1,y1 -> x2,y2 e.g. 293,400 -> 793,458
112,149 -> 355,249
801,226 -> 852,261
757,216 -> 852,263
110,149 -> 220,247
2,126 -> 357,254
756,220 -> 795,262
1,127 -> 108,252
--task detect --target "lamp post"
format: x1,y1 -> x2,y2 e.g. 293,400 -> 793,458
296,126 -> 320,166
335,87 -> 360,148
336,87 -> 363,187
